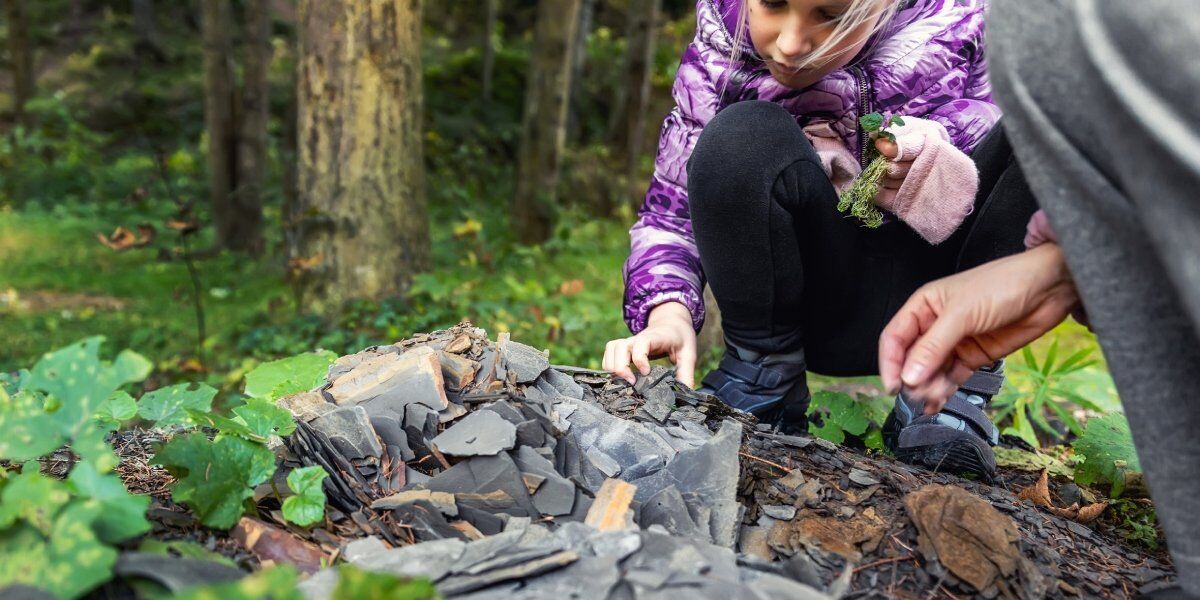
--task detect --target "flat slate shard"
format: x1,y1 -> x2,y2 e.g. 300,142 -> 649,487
438,550 -> 580,596
308,405 -> 383,460
426,453 -> 541,519
640,485 -> 705,539
393,500 -> 469,542
344,536 -> 467,581
541,368 -> 585,400
498,338 -> 550,383
372,489 -> 459,516
848,468 -> 880,487
113,553 -> 244,593
331,346 -> 449,415
432,410 -> 518,457
512,446 -> 577,517
279,391 -> 336,422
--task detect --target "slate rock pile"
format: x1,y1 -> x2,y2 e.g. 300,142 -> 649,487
277,323 -> 842,598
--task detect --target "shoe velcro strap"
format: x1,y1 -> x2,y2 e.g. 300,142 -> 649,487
960,367 -> 1005,397
940,394 -> 999,445
717,355 -> 802,389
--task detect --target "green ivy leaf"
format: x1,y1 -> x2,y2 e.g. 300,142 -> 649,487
68,461 -> 151,543
172,565 -> 302,600
154,433 -> 277,529
0,502 -> 116,599
0,338 -> 150,463
333,565 -> 438,600
806,391 -> 871,445
233,397 -> 297,439
244,351 -> 336,401
94,391 -> 138,430
1074,413 -> 1141,497
858,112 -> 884,133
0,466 -> 72,534
138,382 -> 218,428
282,466 -> 328,527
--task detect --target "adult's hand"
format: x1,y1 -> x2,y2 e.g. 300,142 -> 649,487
603,301 -> 698,388
878,243 -> 1081,414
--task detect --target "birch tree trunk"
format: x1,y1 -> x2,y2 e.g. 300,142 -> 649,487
296,0 -> 431,316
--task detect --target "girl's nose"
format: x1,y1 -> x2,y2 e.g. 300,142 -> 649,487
775,18 -> 815,62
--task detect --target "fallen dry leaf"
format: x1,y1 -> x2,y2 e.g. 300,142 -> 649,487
96,226 -> 154,251
1017,469 -> 1053,508
559,279 -> 585,296
1075,502 -> 1109,524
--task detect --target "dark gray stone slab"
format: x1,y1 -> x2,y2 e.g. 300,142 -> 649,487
393,500 -> 468,542
425,453 -> 541,519
113,553 -> 243,593
639,485 -> 705,539
512,446 -> 576,517
431,410 -> 517,457
498,340 -> 549,383
541,368 -> 585,400
309,405 -> 382,460
343,536 -> 466,581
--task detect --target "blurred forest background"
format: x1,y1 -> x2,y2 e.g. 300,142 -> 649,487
0,0 -> 703,383
0,0 -> 1107,437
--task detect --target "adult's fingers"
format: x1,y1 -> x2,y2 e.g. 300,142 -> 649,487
900,307 -> 969,389
879,294 -> 934,394
674,340 -> 697,389
919,361 -> 975,415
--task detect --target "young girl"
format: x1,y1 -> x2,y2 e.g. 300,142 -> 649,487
603,0 -> 1039,479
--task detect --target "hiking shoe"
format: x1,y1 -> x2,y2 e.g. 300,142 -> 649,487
883,365 -> 1004,481
698,344 -> 810,434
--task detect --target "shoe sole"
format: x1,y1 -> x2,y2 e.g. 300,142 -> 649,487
883,412 -> 996,482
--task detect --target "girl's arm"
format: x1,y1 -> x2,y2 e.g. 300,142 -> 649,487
922,31 -> 1002,154
623,8 -> 729,334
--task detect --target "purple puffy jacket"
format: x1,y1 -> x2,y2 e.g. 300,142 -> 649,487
622,0 -> 1000,334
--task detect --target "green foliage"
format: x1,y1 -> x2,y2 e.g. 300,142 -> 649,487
173,565 -> 303,600
806,391 -> 892,449
0,499 -> 116,599
333,565 -> 439,600
0,337 -> 151,462
283,466 -> 329,528
993,446 -> 1075,479
243,350 -> 337,401
138,382 -> 218,428
67,461 -> 151,543
154,433 -> 277,529
187,396 -> 296,443
1110,498 -> 1161,550
94,391 -> 138,430
991,341 -> 1114,446
1073,413 -> 1141,498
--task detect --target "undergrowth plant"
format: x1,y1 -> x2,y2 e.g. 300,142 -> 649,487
991,341 -> 1116,447
838,112 -> 904,227
806,390 -> 893,450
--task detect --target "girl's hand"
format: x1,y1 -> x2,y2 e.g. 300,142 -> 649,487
878,244 -> 1081,414
603,302 -> 698,388
874,136 -> 910,191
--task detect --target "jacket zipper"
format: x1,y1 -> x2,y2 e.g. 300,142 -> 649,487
849,65 -> 871,168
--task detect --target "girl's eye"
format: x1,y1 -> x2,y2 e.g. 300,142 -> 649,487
818,8 -> 846,22
759,0 -> 788,9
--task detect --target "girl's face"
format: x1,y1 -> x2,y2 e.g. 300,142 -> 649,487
748,0 -> 883,89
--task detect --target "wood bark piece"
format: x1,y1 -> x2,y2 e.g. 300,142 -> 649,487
231,517 -> 327,574
438,350 -> 479,391
327,346 -> 448,413
584,479 -> 637,532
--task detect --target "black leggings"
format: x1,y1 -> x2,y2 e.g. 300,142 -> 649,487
687,100 -> 1037,376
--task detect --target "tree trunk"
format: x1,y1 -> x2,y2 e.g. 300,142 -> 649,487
512,0 -> 583,245
131,0 -> 165,60
5,0 -> 34,127
201,0 -> 241,250
566,0 -> 594,141
481,0 -> 498,105
611,0 -> 660,181
296,0 -> 431,317
234,0 -> 270,255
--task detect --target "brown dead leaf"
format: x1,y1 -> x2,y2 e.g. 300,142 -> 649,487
232,517 -> 326,574
1016,469 -> 1052,508
166,219 -> 199,235
96,227 -> 146,251
559,279 -> 585,296
288,254 -> 323,273
1075,502 -> 1108,524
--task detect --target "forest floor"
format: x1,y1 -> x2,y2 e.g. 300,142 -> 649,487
101,324 -> 1173,599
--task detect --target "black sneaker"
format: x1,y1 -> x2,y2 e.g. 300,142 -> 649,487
883,364 -> 1004,481
698,344 -> 810,434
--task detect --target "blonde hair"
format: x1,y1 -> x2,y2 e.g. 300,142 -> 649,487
729,0 -> 899,72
